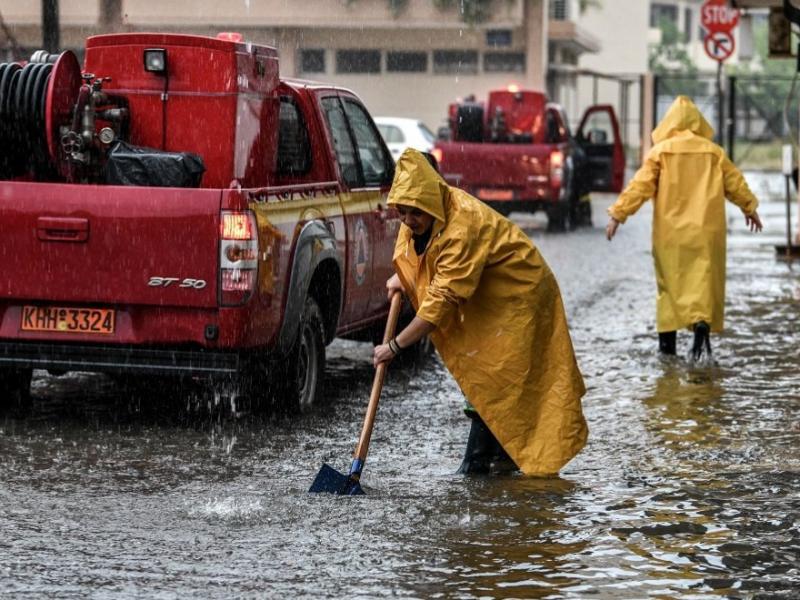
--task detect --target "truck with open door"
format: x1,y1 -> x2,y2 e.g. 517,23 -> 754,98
433,88 -> 625,230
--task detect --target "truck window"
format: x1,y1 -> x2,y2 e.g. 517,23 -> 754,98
321,97 -> 361,188
342,99 -> 394,187
544,109 -> 570,144
582,111 -> 616,145
277,97 -> 311,177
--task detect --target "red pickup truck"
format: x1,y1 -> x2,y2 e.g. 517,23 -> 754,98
432,88 -> 626,230
0,32 -> 400,415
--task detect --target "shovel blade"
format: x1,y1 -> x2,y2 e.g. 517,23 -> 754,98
308,463 -> 364,495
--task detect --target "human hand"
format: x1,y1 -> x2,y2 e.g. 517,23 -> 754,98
386,273 -> 404,300
373,343 -> 395,367
606,217 -> 620,241
745,211 -> 763,233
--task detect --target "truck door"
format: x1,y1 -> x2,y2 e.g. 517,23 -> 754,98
319,94 -> 393,326
576,105 -> 626,193
338,96 -> 397,315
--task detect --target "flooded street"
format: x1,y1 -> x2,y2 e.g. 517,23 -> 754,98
1,175 -> 798,599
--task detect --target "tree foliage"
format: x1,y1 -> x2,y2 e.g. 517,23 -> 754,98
649,17 -> 705,97
731,16 -> 798,140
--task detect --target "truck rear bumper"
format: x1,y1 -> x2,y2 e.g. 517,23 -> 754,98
484,199 -> 546,215
0,341 -> 240,376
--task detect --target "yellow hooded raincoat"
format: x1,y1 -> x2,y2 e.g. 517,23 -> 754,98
608,96 -> 758,333
388,149 -> 588,475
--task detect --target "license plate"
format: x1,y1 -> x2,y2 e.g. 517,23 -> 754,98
21,306 -> 115,335
478,188 -> 514,201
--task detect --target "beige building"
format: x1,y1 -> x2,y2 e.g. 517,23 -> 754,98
0,0 -> 622,132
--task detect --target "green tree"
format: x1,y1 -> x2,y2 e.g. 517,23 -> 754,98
649,17 -> 705,97
731,15 -> 798,140
432,0 -> 495,24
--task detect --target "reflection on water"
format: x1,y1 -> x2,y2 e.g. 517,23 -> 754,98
1,179 -> 798,598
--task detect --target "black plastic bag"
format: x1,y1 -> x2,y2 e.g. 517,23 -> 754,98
103,141 -> 205,188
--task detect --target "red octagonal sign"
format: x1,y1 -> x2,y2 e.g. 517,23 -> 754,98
701,0 -> 740,34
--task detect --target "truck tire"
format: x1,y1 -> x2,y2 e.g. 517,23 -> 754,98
0,368 -> 33,417
277,296 -> 326,413
546,200 -> 569,232
570,197 -> 592,228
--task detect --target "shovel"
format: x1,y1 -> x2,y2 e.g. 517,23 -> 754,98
309,291 -> 403,495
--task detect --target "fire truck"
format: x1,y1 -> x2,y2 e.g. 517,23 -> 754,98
433,87 -> 626,230
0,32 -> 400,414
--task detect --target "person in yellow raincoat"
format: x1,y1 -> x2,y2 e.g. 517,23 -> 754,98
372,149 -> 587,476
606,96 -> 762,359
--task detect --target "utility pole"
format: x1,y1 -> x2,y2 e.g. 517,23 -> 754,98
42,0 -> 59,53
100,0 -> 123,31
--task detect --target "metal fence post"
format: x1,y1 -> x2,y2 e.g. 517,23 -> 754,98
42,0 -> 59,53
727,75 -> 736,161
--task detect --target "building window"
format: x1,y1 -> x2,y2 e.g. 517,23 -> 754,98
650,3 -> 678,28
336,49 -> 381,74
486,29 -> 512,47
387,51 -> 427,73
549,0 -> 569,21
433,50 -> 478,75
299,49 -> 325,74
483,52 -> 526,73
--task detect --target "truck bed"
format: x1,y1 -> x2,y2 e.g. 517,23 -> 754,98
434,140 -> 562,205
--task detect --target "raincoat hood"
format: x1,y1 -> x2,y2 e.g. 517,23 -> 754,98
387,149 -> 449,224
651,95 -> 714,144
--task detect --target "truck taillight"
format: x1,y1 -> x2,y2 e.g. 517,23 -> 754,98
219,211 -> 258,306
549,150 -> 564,188
431,147 -> 443,166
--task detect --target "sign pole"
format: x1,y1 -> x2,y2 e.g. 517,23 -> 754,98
716,61 -> 724,146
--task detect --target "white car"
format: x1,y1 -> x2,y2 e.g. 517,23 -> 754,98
374,117 -> 436,161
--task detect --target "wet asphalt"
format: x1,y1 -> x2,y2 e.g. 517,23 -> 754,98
1,174 -> 798,599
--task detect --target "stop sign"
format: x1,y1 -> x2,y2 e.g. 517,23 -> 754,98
701,0 -> 740,33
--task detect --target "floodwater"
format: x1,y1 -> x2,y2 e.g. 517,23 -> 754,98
1,173 -> 798,599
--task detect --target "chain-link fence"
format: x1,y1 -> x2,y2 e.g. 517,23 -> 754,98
655,73 -> 799,171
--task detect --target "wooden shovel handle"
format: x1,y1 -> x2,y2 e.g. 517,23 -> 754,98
353,291 -> 403,462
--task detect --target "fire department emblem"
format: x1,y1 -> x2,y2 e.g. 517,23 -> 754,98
354,218 -> 368,285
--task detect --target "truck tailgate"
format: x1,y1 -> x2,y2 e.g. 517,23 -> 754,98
437,142 -> 551,189
0,182 -> 222,308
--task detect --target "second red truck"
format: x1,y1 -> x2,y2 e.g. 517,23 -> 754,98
433,88 -> 626,230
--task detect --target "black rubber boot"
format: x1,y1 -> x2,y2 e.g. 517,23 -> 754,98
691,321 -> 711,360
457,413 -> 516,475
659,331 -> 677,355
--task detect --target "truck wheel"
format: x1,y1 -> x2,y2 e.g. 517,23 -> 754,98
0,369 -> 33,417
279,297 -> 326,413
546,201 -> 569,232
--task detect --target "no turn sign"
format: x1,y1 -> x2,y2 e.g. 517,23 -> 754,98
704,30 -> 736,62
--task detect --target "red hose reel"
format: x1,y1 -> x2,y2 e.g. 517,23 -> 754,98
1,50 -> 128,182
